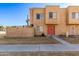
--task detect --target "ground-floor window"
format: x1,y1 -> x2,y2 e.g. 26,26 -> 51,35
68,26 -> 76,35
36,26 -> 43,33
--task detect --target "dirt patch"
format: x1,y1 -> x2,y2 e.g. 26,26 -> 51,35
64,37 -> 79,44
58,35 -> 79,44
0,37 -> 59,44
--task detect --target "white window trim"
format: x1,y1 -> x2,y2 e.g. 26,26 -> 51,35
36,26 -> 43,33
49,12 -> 57,19
72,12 -> 79,19
36,13 -> 44,20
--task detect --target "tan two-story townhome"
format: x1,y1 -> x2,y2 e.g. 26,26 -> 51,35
6,5 -> 79,37
29,5 -> 79,36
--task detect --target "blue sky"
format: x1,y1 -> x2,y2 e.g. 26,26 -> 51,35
0,3 -> 68,26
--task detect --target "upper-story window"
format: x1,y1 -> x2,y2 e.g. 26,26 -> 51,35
49,12 -> 57,19
72,12 -> 79,19
72,12 -> 75,19
36,13 -> 44,20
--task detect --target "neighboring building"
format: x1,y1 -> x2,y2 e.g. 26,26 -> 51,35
0,26 -> 6,31
0,26 -> 6,38
29,6 -> 79,36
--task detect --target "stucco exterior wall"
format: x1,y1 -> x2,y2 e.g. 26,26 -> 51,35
30,8 -> 46,35
67,25 -> 79,35
30,8 -> 45,26
68,6 -> 79,24
55,8 -> 67,35
45,6 -> 60,24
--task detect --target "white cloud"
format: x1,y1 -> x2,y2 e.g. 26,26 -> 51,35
66,3 -> 79,6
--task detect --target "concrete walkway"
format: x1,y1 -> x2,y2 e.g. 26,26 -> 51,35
0,44 -> 78,52
52,36 -> 71,45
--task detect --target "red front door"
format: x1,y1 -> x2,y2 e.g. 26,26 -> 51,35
47,25 -> 55,36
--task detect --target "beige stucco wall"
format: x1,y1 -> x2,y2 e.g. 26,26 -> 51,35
67,6 -> 79,35
55,8 -> 67,35
6,26 -> 34,37
68,6 -> 79,24
30,8 -> 46,35
67,25 -> 79,35
30,8 -> 45,26
45,6 -> 60,24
